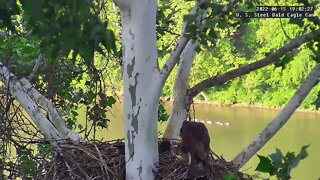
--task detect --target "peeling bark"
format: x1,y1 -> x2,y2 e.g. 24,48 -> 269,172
163,41 -> 198,139
0,62 -> 83,143
119,1 -> 162,179
19,78 -> 83,142
0,62 -> 63,143
163,0 -> 241,140
232,63 -> 320,169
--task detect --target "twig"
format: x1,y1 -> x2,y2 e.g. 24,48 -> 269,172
63,152 -> 91,179
28,54 -> 45,80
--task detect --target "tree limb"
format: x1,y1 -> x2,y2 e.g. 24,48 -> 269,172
159,0 -> 240,83
19,78 -> 84,142
0,62 -> 63,143
0,61 -> 83,143
189,29 -> 320,98
232,63 -> 320,169
163,40 -> 199,139
28,54 -> 45,80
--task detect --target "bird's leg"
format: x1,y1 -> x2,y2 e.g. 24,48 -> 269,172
188,152 -> 192,165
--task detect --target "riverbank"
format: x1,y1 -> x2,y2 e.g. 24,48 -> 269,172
191,99 -> 320,114
161,95 -> 320,114
114,93 -> 320,114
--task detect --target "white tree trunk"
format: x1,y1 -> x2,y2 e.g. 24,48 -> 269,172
118,1 -> 162,179
232,63 -> 320,169
163,41 -> 199,139
162,0 -> 240,140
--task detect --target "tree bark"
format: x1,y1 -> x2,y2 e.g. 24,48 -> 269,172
232,63 -> 320,169
163,41 -> 199,139
189,29 -> 320,98
19,78 -> 83,142
118,1 -> 163,179
163,0 -> 241,140
0,62 -> 82,143
159,0 -> 240,84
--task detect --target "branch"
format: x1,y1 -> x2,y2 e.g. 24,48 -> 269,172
159,34 -> 190,83
0,61 -> 83,143
159,0 -> 240,83
189,29 -> 320,97
0,62 -> 63,143
232,63 -> 320,169
19,78 -> 84,142
28,54 -> 45,80
162,40 -> 199,139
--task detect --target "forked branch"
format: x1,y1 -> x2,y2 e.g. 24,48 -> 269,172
159,0 -> 241,83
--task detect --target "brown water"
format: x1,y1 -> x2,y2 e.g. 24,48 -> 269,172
90,102 -> 320,179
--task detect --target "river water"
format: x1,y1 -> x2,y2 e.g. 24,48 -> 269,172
91,102 -> 320,179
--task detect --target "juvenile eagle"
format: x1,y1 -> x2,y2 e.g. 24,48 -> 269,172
180,120 -> 210,176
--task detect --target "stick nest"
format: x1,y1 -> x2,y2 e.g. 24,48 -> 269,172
35,139 -> 251,180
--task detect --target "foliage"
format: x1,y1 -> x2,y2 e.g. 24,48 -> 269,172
0,0 -> 21,31
187,0 -> 320,110
21,0 -> 117,60
255,145 -> 309,179
158,100 -> 169,123
17,149 -> 37,178
223,171 -> 238,180
0,0 -> 120,136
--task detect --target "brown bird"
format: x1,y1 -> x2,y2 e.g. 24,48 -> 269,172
179,120 -> 210,177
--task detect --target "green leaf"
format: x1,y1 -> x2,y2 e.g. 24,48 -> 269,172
195,44 -> 202,53
274,53 -> 292,69
298,145 -> 310,159
269,148 -> 283,167
204,19 -> 216,28
199,2 -> 210,10
312,92 -> 320,110
285,151 -> 295,162
289,145 -> 309,169
255,155 -> 276,175
208,29 -> 218,38
66,118 -> 76,129
21,0 -> 43,21
185,24 -> 198,39
223,172 -> 238,180
183,14 -> 196,22
158,101 -> 169,122
87,90 -> 95,103
211,4 -> 225,16
106,96 -> 116,107
217,20 -> 228,29
37,142 -> 52,155
0,0 -> 21,30
18,151 -> 37,177
288,18 -> 304,27
103,29 -> 116,54
71,110 -> 79,117
297,0 -> 310,6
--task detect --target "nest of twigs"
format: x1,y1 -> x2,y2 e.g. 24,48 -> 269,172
35,139 -> 250,180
